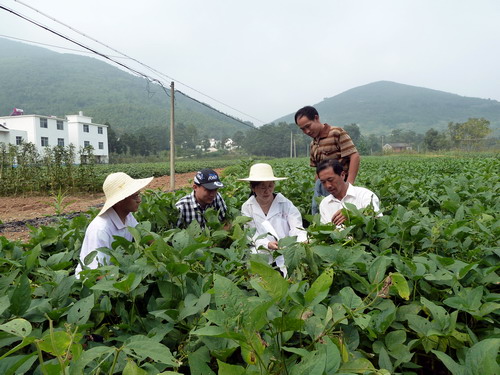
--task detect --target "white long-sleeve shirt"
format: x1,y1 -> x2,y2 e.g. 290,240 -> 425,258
319,183 -> 381,224
75,208 -> 138,278
241,193 -> 307,275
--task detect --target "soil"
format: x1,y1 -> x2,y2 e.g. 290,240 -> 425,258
0,169 -> 223,242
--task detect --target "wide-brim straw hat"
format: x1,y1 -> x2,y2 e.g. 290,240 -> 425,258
98,172 -> 153,216
238,163 -> 287,182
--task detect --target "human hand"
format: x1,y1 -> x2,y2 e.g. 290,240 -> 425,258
331,209 -> 347,226
268,241 -> 279,250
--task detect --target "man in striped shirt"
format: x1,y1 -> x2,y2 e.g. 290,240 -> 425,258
295,106 -> 360,215
175,168 -> 227,228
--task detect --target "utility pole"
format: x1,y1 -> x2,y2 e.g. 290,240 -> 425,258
170,82 -> 175,190
290,131 -> 293,158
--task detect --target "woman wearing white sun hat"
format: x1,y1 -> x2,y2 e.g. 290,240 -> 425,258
239,163 -> 307,277
75,172 -> 153,278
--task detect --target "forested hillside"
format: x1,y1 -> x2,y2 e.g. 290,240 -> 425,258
0,38 -> 251,140
275,81 -> 500,134
3,37 -> 499,150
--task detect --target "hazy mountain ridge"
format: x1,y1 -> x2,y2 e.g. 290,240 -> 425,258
275,81 -> 500,134
2,38 -> 499,137
0,38 -> 250,139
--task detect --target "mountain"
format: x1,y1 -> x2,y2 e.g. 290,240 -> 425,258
0,38 -> 251,139
275,81 -> 500,135
2,37 -> 499,139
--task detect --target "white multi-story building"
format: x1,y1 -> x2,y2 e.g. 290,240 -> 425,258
0,110 -> 109,163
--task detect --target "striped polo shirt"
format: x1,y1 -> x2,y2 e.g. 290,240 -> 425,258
310,124 -> 358,172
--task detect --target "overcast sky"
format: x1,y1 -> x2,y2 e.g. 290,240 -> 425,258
1,0 -> 499,124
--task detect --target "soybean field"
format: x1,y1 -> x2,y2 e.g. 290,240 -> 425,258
0,155 -> 498,374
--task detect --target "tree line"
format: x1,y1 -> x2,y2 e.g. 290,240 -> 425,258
106,117 -> 496,161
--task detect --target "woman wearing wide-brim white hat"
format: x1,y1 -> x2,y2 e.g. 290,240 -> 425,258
75,172 -> 153,278
239,163 -> 307,277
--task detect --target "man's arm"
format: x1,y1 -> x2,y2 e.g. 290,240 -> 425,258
347,152 -> 360,184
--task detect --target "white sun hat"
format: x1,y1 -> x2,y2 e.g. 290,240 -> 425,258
98,172 -> 154,216
238,163 -> 287,182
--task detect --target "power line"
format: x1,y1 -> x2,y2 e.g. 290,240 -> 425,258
1,4 -> 245,129
0,34 -> 126,58
1,3 -> 268,134
11,0 -> 266,125
0,4 -> 167,91
176,90 -> 259,131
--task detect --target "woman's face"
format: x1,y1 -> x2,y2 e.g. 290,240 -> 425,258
252,181 -> 275,200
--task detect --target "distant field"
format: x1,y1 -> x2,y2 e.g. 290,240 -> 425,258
95,158 -> 245,178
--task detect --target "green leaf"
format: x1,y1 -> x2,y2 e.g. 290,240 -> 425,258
283,243 -> 306,272
25,244 -> 41,271
124,337 -> 178,366
378,346 -> 393,373
0,353 -> 37,375
339,287 -> 363,310
0,295 -> 10,315
0,269 -> 20,296
289,349 -> 326,375
166,263 -> 190,277
368,256 -> 390,284
69,346 -> 115,375
247,300 -> 274,332
282,346 -> 310,356
304,316 -> 324,340
250,260 -> 288,301
217,360 -> 246,375
478,302 -> 500,317
407,314 -> 431,336
318,336 -> 341,374
180,243 -> 209,257
385,330 -> 406,352
187,346 -> 215,375
10,275 -> 31,317
50,276 -> 76,307
373,300 -> 396,334
353,313 -> 371,330
463,286 -> 483,311
390,272 -> 410,300
458,263 -> 478,279
0,319 -> 32,338
67,294 -> 95,325
338,357 -> 376,373
421,297 -> 450,331
113,273 -> 141,293
178,292 -> 211,321
213,274 -> 248,319
465,338 -> 500,375
432,350 -> 465,375
90,280 -> 122,293
0,336 -> 36,360
38,331 -> 72,357
123,359 -> 148,375
304,268 -> 334,308
191,326 -> 226,337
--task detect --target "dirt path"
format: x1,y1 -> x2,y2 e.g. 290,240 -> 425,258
0,170 -> 222,242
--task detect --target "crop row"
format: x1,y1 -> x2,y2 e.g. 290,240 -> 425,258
0,155 -> 498,374
0,141 -> 243,195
